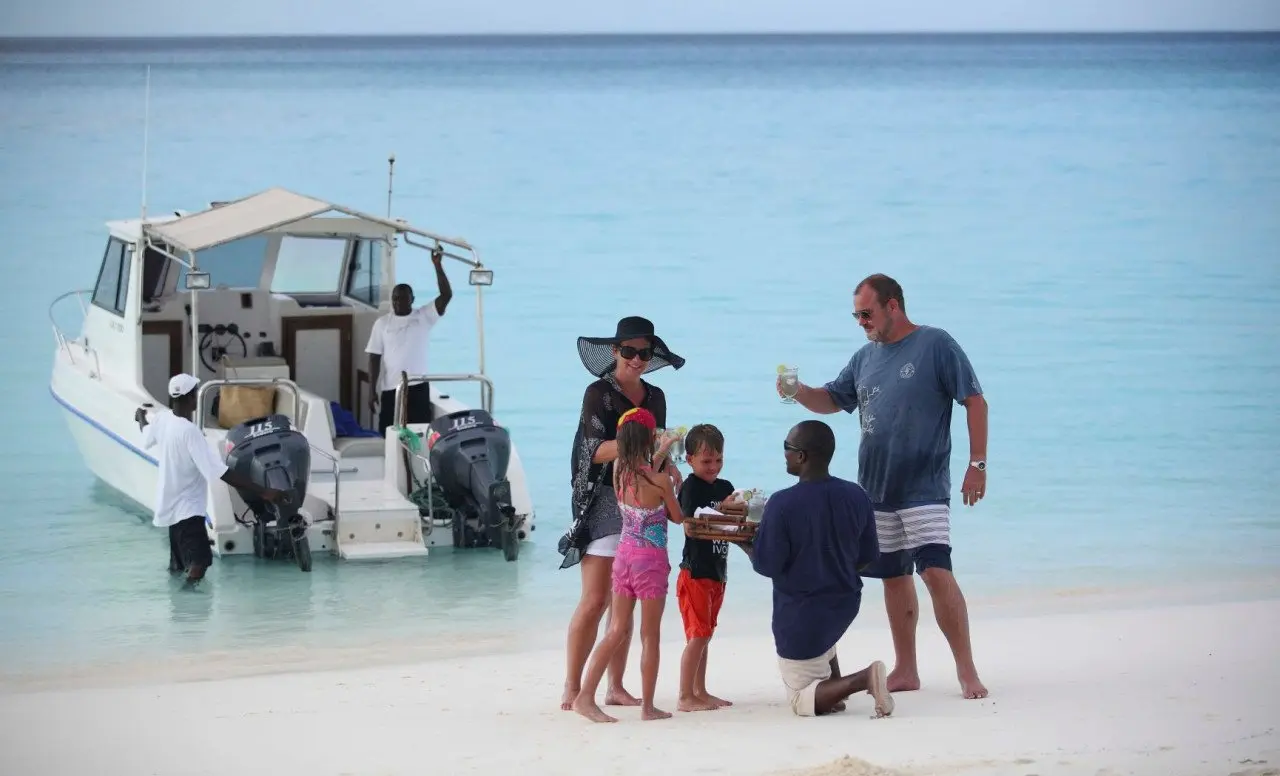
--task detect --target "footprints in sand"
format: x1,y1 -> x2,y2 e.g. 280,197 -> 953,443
1227,759 -> 1277,776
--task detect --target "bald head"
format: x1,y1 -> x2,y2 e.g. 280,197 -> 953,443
782,420 -> 836,481
792,420 -> 836,463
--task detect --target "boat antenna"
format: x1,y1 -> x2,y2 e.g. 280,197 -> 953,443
140,64 -> 152,222
386,153 -> 396,218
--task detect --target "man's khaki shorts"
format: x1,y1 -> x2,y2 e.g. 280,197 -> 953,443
777,646 -> 837,716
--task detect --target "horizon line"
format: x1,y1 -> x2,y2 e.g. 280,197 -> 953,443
3,30 -> 1278,43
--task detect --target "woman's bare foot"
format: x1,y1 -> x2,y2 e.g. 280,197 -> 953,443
604,687 -> 642,706
703,692 -> 732,708
867,660 -> 895,718
677,695 -> 718,712
572,695 -> 618,723
959,669 -> 989,699
560,684 -> 580,711
886,667 -> 920,693
641,704 -> 672,721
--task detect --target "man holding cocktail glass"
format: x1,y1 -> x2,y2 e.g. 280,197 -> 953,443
777,273 -> 989,701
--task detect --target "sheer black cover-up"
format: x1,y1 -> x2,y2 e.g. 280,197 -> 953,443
558,375 -> 667,569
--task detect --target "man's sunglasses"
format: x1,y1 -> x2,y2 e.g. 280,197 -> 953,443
617,345 -> 654,361
853,309 -> 873,321
784,440 -> 806,454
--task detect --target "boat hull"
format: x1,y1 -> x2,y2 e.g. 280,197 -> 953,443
49,348 -> 341,559
50,347 -> 534,563
51,346 -> 162,515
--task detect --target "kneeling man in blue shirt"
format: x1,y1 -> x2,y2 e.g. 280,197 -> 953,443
749,420 -> 894,718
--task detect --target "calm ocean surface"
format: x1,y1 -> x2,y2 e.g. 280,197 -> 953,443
0,34 -> 1277,676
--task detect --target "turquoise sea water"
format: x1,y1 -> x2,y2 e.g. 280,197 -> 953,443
1,34 -> 1277,678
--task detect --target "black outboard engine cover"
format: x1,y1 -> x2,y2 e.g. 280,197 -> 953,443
224,413 -> 314,571
427,409 -> 518,557
224,413 -> 311,513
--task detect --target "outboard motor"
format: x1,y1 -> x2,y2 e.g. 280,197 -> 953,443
224,413 -> 314,572
426,409 -> 520,561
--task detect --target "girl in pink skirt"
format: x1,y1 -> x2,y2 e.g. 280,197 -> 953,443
572,407 -> 685,723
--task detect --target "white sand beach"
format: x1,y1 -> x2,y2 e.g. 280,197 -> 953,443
2,592 -> 1277,776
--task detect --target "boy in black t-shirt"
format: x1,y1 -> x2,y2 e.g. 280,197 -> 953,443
675,424 -> 747,712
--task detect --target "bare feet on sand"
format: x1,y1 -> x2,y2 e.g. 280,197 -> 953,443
641,704 -> 672,721
959,669 -> 989,699
603,688 -> 642,707
867,661 -> 895,718
560,684 -> 579,711
572,695 -> 618,723
677,696 -> 719,712
886,667 -> 921,693
704,693 -> 732,708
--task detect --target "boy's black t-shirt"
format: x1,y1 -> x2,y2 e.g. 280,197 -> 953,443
678,475 -> 735,583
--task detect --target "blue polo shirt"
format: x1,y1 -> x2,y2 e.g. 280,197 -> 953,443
750,476 -> 880,661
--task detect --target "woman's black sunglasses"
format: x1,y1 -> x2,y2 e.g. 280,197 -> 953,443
617,345 -> 654,361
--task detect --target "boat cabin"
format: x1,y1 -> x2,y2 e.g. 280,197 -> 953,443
82,188 -> 490,461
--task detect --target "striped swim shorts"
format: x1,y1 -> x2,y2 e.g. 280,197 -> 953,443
874,503 -> 951,553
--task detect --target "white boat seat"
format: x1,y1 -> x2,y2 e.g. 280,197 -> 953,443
323,399 -> 385,458
334,436 -> 384,458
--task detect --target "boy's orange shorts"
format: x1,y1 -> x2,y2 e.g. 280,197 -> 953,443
676,568 -> 726,640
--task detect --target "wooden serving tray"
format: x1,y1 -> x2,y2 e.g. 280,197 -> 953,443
685,514 -> 758,543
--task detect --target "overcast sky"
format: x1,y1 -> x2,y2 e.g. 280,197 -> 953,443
2,0 -> 1278,37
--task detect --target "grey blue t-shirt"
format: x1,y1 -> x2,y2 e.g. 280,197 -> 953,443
823,325 -> 982,509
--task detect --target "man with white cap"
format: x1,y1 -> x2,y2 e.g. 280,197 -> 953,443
136,374 -> 284,586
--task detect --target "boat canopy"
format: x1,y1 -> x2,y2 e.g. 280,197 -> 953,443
141,186 -> 477,262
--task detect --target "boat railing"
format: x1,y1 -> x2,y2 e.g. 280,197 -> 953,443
195,377 -> 345,531
392,371 -> 495,427
307,445 -> 342,534
395,431 -> 438,532
48,290 -> 100,376
195,377 -> 303,429
400,232 -> 491,382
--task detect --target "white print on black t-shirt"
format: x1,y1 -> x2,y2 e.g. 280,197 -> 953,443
697,497 -> 730,558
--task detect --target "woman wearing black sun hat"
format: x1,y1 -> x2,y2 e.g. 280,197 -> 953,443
557,315 -> 685,710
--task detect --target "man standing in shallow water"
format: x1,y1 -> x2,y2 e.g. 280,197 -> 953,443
782,273 -> 990,700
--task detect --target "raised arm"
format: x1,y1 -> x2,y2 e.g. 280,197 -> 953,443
431,245 -> 453,317
784,355 -> 859,415
792,384 -> 842,414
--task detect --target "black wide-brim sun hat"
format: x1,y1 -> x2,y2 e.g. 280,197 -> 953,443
576,316 -> 686,377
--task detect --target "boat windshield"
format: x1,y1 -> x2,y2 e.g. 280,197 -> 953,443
271,235 -> 349,295
160,234 -> 383,302
176,236 -> 270,290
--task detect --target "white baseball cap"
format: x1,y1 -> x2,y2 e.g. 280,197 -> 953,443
168,373 -> 201,398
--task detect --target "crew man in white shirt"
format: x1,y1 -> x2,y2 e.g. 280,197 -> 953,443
136,374 -> 284,586
366,243 -> 453,433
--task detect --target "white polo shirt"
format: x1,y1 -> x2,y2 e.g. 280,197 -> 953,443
140,410 -> 229,528
365,304 -> 442,393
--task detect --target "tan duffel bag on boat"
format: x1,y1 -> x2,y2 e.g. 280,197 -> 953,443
217,385 -> 276,429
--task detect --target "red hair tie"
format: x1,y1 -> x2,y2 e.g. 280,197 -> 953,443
618,407 -> 656,431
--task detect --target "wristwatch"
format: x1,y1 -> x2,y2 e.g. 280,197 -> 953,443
969,460 -> 986,472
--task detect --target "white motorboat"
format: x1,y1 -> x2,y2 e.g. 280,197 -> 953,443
48,186 -> 536,567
